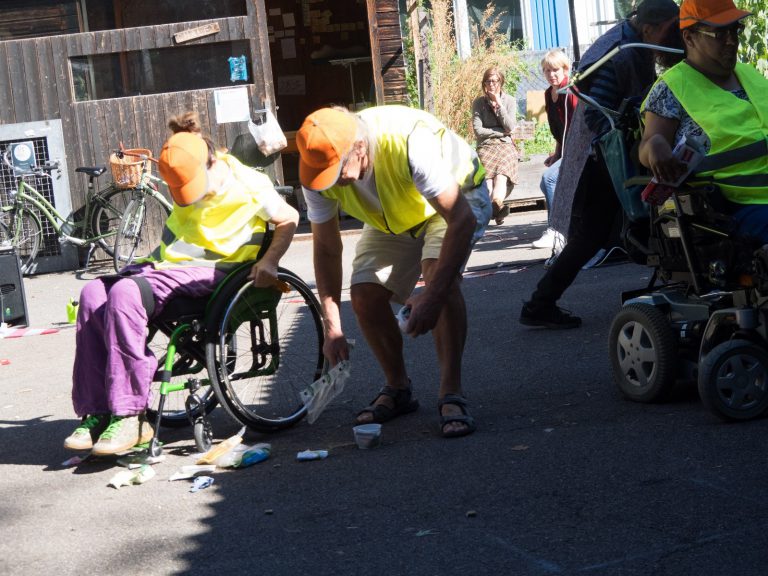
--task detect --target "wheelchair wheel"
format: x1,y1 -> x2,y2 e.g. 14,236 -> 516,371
145,324 -> 218,428
698,339 -> 768,421
205,268 -> 325,432
609,303 -> 677,402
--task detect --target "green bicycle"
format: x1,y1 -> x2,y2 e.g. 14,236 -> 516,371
0,142 -> 170,274
111,149 -> 173,270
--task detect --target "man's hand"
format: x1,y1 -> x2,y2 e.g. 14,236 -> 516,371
322,326 -> 350,366
402,291 -> 443,336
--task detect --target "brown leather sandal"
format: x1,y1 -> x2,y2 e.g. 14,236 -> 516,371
355,385 -> 419,424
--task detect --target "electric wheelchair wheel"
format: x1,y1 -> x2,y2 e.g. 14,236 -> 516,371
205,267 -> 325,432
698,339 -> 768,421
609,303 -> 677,402
145,324 -> 218,428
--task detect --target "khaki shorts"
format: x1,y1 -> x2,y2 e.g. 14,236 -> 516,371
350,215 -> 449,304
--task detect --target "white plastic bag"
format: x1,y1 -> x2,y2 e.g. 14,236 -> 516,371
247,109 -> 287,156
300,360 -> 351,424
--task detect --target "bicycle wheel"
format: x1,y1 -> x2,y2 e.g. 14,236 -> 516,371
145,324 -> 218,428
113,193 -> 169,271
90,185 -> 135,255
2,207 -> 42,274
205,268 -> 325,432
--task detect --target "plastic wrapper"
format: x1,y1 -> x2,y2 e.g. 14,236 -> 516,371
213,443 -> 271,468
197,426 -> 245,465
108,464 -> 156,489
296,449 -> 328,461
300,360 -> 351,424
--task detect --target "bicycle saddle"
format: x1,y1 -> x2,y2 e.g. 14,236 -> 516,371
75,166 -> 107,177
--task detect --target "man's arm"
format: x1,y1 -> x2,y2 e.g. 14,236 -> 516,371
247,201 -> 299,287
404,183 -> 476,336
311,216 -> 349,365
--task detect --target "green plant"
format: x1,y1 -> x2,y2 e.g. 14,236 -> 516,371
426,0 -> 531,141
737,0 -> 768,77
523,120 -> 556,157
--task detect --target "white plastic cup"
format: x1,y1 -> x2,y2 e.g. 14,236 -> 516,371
353,423 -> 382,449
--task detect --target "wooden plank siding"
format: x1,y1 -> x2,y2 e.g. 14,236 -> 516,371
0,0 -> 407,271
368,0 -> 407,105
0,2 -> 275,224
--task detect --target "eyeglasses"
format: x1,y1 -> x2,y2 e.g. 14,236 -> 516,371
694,23 -> 744,42
483,78 -> 501,85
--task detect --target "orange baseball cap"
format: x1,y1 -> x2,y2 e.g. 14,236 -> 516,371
296,108 -> 357,192
679,0 -> 751,29
158,132 -> 210,206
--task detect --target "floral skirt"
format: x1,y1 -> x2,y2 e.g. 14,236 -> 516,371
477,138 -> 518,183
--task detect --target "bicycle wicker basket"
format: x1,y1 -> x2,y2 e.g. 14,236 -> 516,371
109,147 -> 151,189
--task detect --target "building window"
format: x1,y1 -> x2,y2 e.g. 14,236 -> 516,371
0,0 -> 247,41
71,41 -> 252,101
466,0 -> 524,46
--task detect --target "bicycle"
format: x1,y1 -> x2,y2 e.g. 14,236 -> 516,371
110,149 -> 173,270
0,142 -> 170,274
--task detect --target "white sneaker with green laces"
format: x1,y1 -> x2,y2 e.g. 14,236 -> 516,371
91,415 -> 154,456
63,414 -> 111,451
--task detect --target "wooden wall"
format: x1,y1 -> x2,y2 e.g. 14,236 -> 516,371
0,0 -> 407,238
368,0 -> 407,104
0,0 -> 276,216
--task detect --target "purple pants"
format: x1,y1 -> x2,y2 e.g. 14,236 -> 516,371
71,264 -> 226,417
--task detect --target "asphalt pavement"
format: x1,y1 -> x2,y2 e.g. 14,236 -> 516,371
2,208 -> 768,576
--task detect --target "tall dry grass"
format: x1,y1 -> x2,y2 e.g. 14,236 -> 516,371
428,0 -> 530,142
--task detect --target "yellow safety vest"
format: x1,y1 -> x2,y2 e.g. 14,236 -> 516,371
150,152 -> 269,269
661,61 -> 768,204
321,105 -> 485,234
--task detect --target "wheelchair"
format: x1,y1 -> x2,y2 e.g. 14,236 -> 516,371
142,136 -> 325,455
601,99 -> 768,421
143,262 -> 325,455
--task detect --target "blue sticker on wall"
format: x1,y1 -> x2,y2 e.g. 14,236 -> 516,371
228,56 -> 248,82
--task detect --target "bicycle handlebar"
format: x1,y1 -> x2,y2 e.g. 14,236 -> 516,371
113,149 -> 159,164
1,150 -> 59,177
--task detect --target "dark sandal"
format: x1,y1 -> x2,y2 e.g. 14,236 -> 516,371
438,394 -> 477,438
355,385 -> 419,424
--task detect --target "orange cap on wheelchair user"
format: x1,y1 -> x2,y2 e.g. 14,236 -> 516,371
158,132 -> 210,206
296,107 -> 357,192
679,0 -> 752,29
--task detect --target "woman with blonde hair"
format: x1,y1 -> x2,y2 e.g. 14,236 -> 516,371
533,49 -> 577,252
472,66 -> 518,225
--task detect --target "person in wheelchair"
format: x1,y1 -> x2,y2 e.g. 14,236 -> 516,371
64,112 -> 299,455
639,0 -> 768,245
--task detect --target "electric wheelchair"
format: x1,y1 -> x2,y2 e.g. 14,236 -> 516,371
561,44 -> 768,422
599,94 -> 768,422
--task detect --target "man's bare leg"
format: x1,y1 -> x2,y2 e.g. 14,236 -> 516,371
351,282 -> 410,424
422,259 -> 470,436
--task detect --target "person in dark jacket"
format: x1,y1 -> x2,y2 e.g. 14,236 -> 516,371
520,0 -> 682,329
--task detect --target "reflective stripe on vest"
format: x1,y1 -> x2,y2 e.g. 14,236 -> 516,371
150,152 -> 269,269
321,106 -> 485,234
662,62 -> 768,204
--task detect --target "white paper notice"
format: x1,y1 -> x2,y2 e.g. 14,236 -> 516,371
281,38 -> 297,59
214,87 -> 250,124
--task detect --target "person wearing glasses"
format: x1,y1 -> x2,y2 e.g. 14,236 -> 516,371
639,0 -> 768,243
296,105 -> 490,438
472,67 -> 519,225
